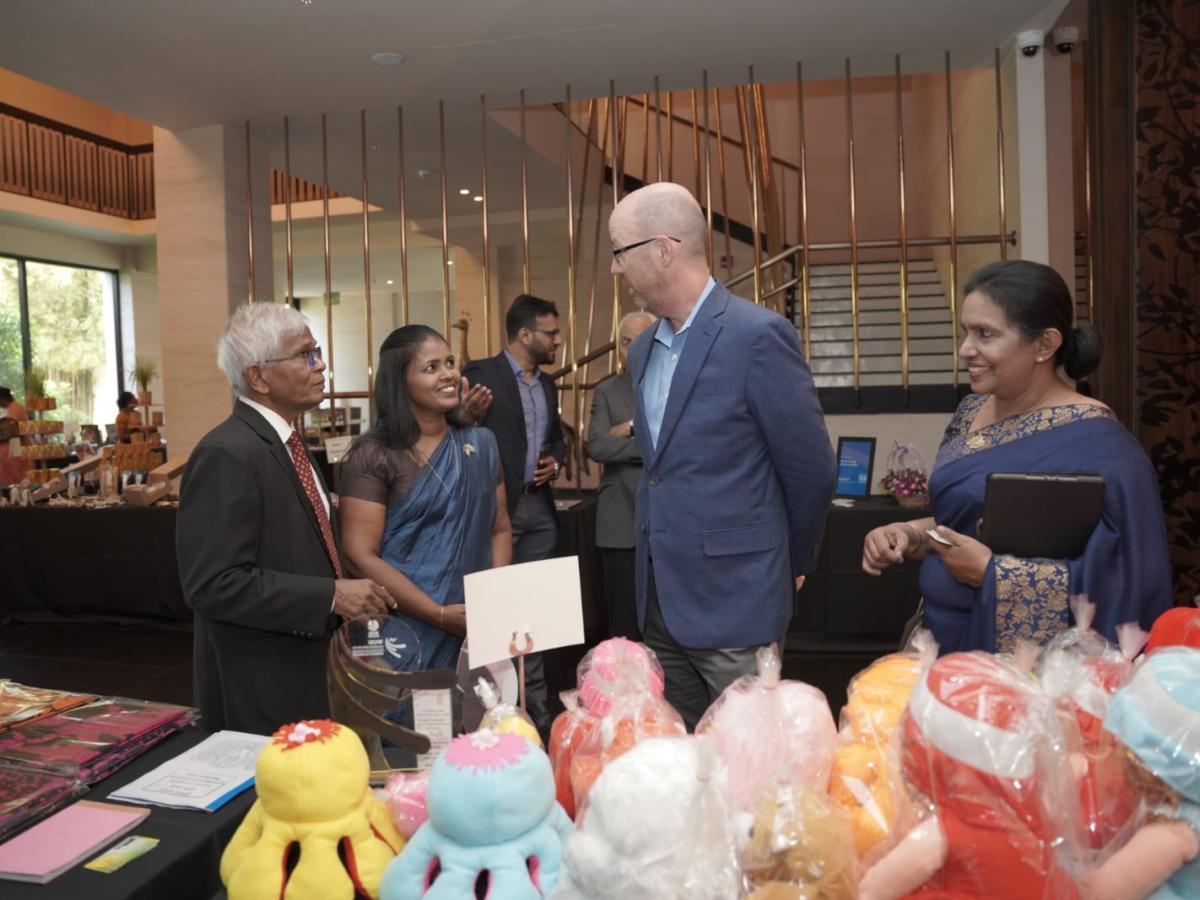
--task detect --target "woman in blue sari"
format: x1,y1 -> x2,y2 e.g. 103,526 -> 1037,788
341,325 -> 512,670
863,260 -> 1173,654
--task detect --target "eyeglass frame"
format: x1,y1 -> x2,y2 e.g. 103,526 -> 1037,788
260,346 -> 324,369
611,235 -> 682,259
524,327 -> 562,338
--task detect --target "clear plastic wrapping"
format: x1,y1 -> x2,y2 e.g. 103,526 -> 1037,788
696,644 -> 837,815
555,734 -> 740,900
381,769 -> 429,839
474,677 -> 541,747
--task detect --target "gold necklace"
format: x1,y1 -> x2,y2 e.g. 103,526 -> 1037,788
409,430 -> 458,496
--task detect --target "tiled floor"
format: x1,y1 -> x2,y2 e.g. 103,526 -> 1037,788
0,620 -> 194,705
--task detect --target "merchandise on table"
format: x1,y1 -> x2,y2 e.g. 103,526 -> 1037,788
0,696 -> 195,783
0,680 -> 94,732
0,799 -> 149,884
0,763 -> 87,843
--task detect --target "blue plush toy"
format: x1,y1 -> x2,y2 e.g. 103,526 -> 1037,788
380,729 -> 572,899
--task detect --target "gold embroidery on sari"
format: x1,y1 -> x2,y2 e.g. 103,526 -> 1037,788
993,555 -> 1070,653
937,396 -> 1114,469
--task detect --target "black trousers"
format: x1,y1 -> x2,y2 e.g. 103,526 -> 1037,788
510,491 -> 559,707
599,546 -> 640,640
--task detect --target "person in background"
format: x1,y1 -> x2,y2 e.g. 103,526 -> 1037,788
586,310 -> 656,639
862,259 -> 1173,654
177,303 -> 394,735
611,182 -> 836,730
340,324 -> 512,672
0,386 -> 27,485
114,391 -> 142,442
462,294 -> 567,729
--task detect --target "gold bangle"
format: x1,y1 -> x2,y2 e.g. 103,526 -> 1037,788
901,522 -> 924,556
439,606 -> 445,629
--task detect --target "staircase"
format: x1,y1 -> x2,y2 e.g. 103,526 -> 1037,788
795,259 -> 962,388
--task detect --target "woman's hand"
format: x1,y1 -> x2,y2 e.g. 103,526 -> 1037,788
863,521 -> 925,575
460,377 -> 492,424
925,525 -> 992,588
439,604 -> 467,637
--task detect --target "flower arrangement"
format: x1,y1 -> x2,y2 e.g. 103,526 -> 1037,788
881,442 -> 930,508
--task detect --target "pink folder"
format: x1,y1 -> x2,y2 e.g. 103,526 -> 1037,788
0,799 -> 149,883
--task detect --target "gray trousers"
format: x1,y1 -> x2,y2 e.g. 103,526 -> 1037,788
510,491 -> 559,706
642,558 -> 777,731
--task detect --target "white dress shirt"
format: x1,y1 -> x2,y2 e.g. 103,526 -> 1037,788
238,397 -> 330,518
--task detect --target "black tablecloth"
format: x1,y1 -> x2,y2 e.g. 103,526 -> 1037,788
4,727 -> 255,900
0,506 -> 189,622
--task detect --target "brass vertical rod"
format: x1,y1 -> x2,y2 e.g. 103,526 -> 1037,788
320,113 -> 337,432
713,86 -> 733,281
584,99 -> 610,388
641,94 -> 650,182
398,106 -> 410,326
613,92 -> 629,373
752,80 -> 778,307
361,111 -> 374,399
244,121 -> 255,303
736,84 -> 762,304
438,100 -> 451,338
895,56 -> 910,391
520,89 -> 531,293
994,47 -> 1007,262
573,99 -> 597,269
283,116 -> 294,305
846,58 -> 861,391
565,84 -> 582,492
480,94 -> 493,355
654,75 -> 663,181
1083,47 -> 1093,323
691,89 -> 701,203
610,81 -> 620,375
702,72 -> 714,268
945,51 -> 959,388
666,90 -> 674,182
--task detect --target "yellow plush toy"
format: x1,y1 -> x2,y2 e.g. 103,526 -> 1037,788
828,653 -> 923,859
221,720 -> 405,900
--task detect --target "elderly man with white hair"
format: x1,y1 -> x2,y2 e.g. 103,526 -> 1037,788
177,303 -> 393,735
611,182 -> 835,729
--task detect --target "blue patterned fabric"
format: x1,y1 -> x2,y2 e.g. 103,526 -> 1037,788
378,425 -> 498,670
919,393 -> 1173,654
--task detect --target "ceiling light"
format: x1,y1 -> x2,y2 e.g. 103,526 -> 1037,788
386,279 -> 394,285
458,188 -> 470,195
370,52 -> 405,66
448,260 -> 455,266
473,196 -> 483,202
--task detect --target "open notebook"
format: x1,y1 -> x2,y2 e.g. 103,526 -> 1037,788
0,800 -> 149,883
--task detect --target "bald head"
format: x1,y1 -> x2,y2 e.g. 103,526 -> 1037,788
612,183 -> 708,261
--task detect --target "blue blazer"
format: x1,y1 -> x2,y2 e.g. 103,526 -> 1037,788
628,282 -> 835,649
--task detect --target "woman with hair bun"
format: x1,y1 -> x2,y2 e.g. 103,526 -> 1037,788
862,260 -> 1172,653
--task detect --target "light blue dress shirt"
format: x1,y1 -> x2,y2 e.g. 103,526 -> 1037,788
503,349 -> 548,483
640,276 -> 716,449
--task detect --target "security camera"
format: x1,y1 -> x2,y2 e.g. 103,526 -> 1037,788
1018,29 -> 1045,57
1051,26 -> 1080,54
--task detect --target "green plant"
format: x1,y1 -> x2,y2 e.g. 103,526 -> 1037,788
24,366 -> 46,399
131,357 -> 158,393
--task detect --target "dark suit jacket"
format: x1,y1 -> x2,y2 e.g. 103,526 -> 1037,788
628,282 -> 836,649
463,352 -> 565,518
585,371 -> 642,549
176,401 -> 339,735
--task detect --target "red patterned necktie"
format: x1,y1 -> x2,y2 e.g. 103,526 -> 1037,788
286,431 -> 344,578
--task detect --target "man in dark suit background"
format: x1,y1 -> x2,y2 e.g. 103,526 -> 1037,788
177,303 -> 393,735
463,294 -> 566,720
585,310 -> 656,639
612,182 -> 836,729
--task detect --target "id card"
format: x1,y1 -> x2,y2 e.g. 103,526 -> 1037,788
85,835 -> 159,873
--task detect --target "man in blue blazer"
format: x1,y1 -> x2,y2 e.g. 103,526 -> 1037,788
610,182 -> 835,728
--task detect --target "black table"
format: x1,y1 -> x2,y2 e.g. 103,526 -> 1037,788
5,727 -> 255,900
0,506 -> 189,622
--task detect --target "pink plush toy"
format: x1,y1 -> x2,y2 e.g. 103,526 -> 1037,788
696,644 -> 837,814
859,652 -> 1079,900
382,771 -> 429,840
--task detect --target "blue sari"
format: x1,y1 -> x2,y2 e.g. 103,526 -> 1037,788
378,425 -> 498,670
920,393 -> 1173,654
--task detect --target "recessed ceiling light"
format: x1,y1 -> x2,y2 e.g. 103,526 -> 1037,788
386,279 -> 394,285
458,188 -> 470,195
473,196 -> 483,202
448,260 -> 455,266
370,144 -> 381,151
370,52 -> 405,66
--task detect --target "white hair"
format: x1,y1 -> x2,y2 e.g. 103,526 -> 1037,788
217,303 -> 310,396
619,310 -> 656,333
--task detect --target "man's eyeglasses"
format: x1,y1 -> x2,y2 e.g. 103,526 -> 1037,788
611,235 -> 682,259
527,328 -> 561,338
261,346 -> 323,369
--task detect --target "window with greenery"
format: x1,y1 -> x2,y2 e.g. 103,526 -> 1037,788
0,255 -> 122,429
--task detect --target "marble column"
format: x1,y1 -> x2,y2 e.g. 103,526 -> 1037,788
153,124 -> 274,458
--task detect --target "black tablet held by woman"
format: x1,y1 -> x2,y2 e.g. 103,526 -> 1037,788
979,472 -> 1105,560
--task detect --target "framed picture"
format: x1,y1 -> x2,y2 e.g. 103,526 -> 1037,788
835,436 -> 876,499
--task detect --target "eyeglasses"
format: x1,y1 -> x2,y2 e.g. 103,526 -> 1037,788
527,328 -> 561,338
261,346 -> 323,369
611,235 -> 682,259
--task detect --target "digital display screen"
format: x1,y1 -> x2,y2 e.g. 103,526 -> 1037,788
835,437 -> 875,498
